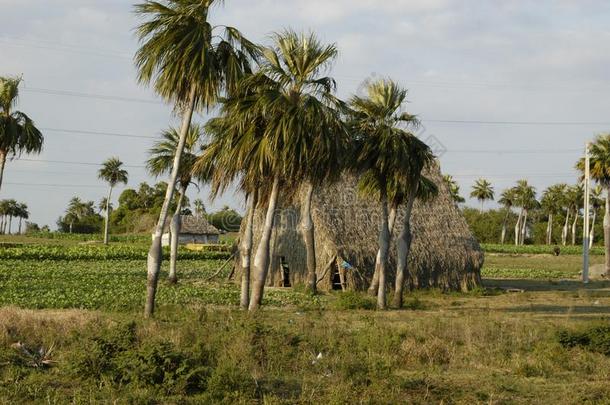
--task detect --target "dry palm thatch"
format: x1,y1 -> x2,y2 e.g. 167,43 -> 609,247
237,163 -> 483,292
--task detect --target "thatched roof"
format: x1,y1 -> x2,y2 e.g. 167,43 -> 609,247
238,162 -> 483,292
164,215 -> 220,235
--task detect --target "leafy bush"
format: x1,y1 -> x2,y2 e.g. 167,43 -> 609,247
558,325 -> 610,356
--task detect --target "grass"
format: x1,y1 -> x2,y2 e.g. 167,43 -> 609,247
0,239 -> 609,402
482,243 -> 605,256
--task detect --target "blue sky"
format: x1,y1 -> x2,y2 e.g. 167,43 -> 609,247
1,0 -> 610,227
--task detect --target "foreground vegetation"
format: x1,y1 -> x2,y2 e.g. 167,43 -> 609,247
1,292 -> 609,403
0,239 -> 609,402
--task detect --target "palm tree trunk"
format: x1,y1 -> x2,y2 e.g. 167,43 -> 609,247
562,210 -> 571,246
103,186 -> 113,245
571,210 -> 578,245
168,184 -> 187,284
520,209 -> 528,245
500,206 -> 511,244
249,175 -> 280,311
8,215 -> 12,235
69,222 -> 73,234
144,87 -> 196,318
240,191 -> 257,310
377,191 -> 391,310
514,209 -> 523,246
393,189 -> 417,309
590,209 -> 597,248
368,205 -> 397,296
0,216 -> 4,235
0,149 -> 7,192
604,187 -> 610,277
480,200 -> 484,214
546,213 -> 553,245
302,182 -> 318,294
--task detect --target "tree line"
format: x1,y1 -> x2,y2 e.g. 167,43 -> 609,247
447,134 -> 610,273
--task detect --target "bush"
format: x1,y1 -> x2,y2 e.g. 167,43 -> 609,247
558,325 -> 610,356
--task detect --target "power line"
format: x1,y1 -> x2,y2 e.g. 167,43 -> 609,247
22,87 -> 164,105
14,158 -> 146,169
424,119 -> 610,126
0,37 -> 131,59
41,127 -> 157,140
5,182 -> 105,189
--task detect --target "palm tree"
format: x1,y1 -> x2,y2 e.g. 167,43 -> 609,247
255,30 -> 348,296
147,124 -> 205,284
2,199 -> 17,234
98,198 -> 113,215
349,79 -> 430,310
567,185 -> 583,246
0,199 -> 9,234
498,188 -> 515,244
65,197 -> 85,234
15,202 -> 28,234
512,180 -> 536,245
470,178 -> 494,213
98,158 -> 128,245
443,175 -> 465,204
193,198 -> 206,218
541,184 -> 566,245
576,135 -> 610,276
0,76 -> 44,191
134,0 -> 259,317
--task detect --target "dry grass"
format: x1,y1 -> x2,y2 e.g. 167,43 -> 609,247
0,283 -> 608,404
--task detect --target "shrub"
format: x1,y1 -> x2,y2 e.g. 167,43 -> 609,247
558,325 -> 610,356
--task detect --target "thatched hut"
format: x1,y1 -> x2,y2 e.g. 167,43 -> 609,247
238,164 -> 483,292
160,215 -> 220,246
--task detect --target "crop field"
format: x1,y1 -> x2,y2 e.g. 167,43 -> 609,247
0,239 -> 609,403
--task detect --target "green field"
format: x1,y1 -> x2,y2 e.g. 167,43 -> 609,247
0,240 -> 609,403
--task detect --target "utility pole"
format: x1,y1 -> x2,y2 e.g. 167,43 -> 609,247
583,142 -> 591,284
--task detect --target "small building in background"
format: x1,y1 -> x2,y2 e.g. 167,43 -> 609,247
160,215 -> 220,246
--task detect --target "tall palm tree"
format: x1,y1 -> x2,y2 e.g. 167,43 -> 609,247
147,124 -> 205,284
0,199 -> 9,234
443,174 -> 465,204
470,178 -> 494,213
349,79 -> 431,310
134,0 -> 259,317
576,135 -> 610,276
193,82 -> 273,311
541,184 -> 566,245
98,158 -> 128,245
255,30 -> 348,296
2,199 -> 17,234
498,188 -> 515,244
0,76 -> 44,192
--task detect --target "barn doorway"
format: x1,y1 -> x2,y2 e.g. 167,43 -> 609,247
280,256 -> 291,287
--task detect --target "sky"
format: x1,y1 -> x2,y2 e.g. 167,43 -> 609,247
1,0 -> 610,228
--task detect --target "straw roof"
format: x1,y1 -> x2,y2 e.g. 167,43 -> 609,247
238,163 -> 483,292
164,215 -> 220,235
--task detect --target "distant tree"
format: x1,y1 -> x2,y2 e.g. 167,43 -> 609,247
498,188 -> 515,244
512,180 -> 537,246
207,206 -> 243,232
193,198 -> 206,218
58,197 -> 102,234
15,202 -> 28,234
470,178 -> 494,213
98,157 -> 128,244
443,174 -> 465,204
0,76 -> 44,191
541,184 -> 566,245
